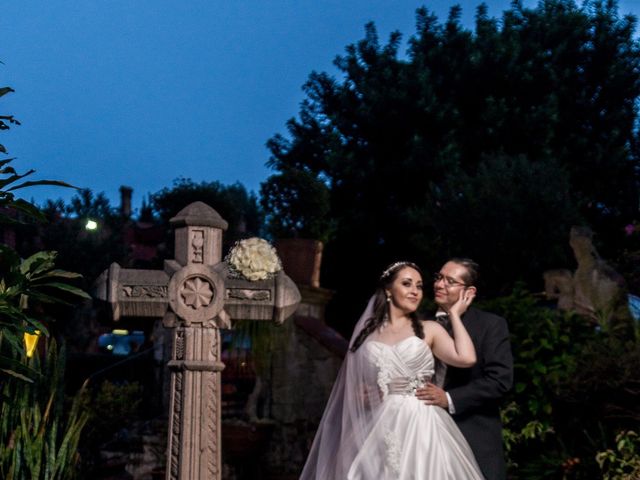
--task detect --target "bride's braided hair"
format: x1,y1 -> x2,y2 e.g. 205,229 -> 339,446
350,261 -> 425,352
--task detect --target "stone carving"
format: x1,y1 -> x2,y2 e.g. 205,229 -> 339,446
205,369 -> 219,478
168,265 -> 226,327
181,277 -> 214,309
175,330 -> 185,361
191,229 -> 204,263
170,371 -> 182,480
227,288 -> 271,301
544,226 -> 630,323
93,202 -> 301,480
122,285 -> 168,298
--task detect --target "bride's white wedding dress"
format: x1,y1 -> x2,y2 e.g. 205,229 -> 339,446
346,336 -> 484,479
300,296 -> 485,480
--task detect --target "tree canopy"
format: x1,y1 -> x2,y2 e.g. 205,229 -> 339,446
262,0 -> 640,323
151,177 -> 263,254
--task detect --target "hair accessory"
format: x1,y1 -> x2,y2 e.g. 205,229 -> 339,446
380,261 -> 413,281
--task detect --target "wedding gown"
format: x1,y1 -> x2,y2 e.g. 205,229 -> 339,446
300,333 -> 485,479
346,336 -> 484,479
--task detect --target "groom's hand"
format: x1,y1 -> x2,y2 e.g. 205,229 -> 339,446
415,383 -> 448,409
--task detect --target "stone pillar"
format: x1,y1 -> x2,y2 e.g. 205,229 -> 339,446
167,327 -> 225,479
164,202 -> 229,480
120,185 -> 133,218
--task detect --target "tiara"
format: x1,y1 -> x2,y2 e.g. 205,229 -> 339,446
380,261 -> 413,281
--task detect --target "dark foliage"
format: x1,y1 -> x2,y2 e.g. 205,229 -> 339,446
33,190 -> 130,287
151,177 -> 263,256
261,0 -> 640,329
260,168 -> 333,243
483,287 -> 639,478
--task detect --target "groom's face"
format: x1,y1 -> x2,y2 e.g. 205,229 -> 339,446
433,261 -> 473,310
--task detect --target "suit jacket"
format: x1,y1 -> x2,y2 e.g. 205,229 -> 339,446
445,307 -> 513,480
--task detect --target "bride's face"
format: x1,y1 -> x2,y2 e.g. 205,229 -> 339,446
386,267 -> 424,314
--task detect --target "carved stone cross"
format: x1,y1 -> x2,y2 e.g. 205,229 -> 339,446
94,202 -> 301,480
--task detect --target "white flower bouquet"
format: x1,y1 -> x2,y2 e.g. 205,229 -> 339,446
226,237 -> 282,281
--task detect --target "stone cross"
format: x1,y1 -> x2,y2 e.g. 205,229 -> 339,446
94,202 -> 301,480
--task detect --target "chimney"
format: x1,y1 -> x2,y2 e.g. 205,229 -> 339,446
120,186 -> 133,218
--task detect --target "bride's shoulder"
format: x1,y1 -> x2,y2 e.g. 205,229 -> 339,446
420,319 -> 448,341
421,319 -> 439,328
420,319 -> 441,338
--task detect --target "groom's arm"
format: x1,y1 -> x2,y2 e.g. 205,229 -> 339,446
448,313 -> 513,415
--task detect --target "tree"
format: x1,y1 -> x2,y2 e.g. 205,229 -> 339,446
261,0 -> 640,326
260,168 -> 333,242
150,177 -> 263,254
36,189 -> 129,286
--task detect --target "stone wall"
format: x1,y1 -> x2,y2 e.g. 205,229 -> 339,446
264,285 -> 346,478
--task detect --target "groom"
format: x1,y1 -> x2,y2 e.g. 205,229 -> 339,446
415,258 -> 513,480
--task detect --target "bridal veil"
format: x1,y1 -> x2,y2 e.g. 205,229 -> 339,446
299,296 -> 388,479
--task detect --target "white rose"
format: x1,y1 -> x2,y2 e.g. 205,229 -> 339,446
226,237 -> 282,281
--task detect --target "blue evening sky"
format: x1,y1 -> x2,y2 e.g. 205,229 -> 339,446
3,1 -> 638,213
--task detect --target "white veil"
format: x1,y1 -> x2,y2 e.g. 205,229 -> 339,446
299,295 -> 388,479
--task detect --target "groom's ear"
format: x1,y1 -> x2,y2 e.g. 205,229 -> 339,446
466,286 -> 477,301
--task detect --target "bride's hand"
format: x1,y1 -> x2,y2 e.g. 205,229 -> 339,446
447,288 -> 475,318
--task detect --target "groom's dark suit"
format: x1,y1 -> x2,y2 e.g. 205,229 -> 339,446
444,306 -> 513,480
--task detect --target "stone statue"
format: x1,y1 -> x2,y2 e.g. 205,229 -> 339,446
544,226 -> 631,324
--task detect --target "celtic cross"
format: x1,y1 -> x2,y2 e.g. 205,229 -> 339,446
94,201 -> 300,480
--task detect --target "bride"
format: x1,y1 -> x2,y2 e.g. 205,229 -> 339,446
299,261 -> 485,479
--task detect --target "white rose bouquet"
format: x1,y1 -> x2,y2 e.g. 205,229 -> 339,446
226,237 -> 283,281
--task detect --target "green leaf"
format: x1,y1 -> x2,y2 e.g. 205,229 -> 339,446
25,291 -> 74,306
0,170 -> 34,190
0,157 -> 16,169
19,251 -> 57,276
22,318 -> 49,337
0,354 -> 35,372
0,87 -> 15,98
0,368 -> 32,382
31,282 -> 91,299
34,269 -> 83,280
535,363 -> 548,374
6,179 -> 78,192
2,329 -> 22,353
0,304 -> 29,323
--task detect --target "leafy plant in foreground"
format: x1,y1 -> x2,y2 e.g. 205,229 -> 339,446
0,339 -> 89,480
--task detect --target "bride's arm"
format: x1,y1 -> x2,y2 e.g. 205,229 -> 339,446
426,291 -> 476,367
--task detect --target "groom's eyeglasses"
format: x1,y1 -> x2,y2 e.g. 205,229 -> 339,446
433,273 -> 468,288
